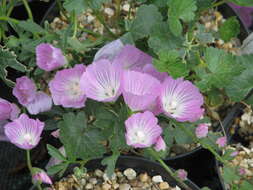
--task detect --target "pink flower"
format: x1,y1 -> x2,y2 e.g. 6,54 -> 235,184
216,136 -> 227,148
36,43 -> 67,71
195,123 -> 209,138
33,170 -> 52,185
112,45 -> 152,70
154,136 -> 166,151
160,77 -> 204,122
13,76 -> 36,106
4,114 -> 44,150
0,98 -> 20,121
80,59 -> 122,102
49,64 -> 86,108
26,92 -> 52,115
239,168 -> 246,175
122,70 -> 161,111
142,63 -> 168,82
125,111 -> 162,148
94,39 -> 124,61
230,151 -> 238,157
177,169 -> 188,180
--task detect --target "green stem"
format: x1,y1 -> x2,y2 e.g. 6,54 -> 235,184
94,11 -> 117,38
78,25 -> 102,37
0,16 -> 19,24
7,0 -> 15,16
147,148 -> 192,190
22,0 -> 33,21
72,11 -> 78,38
212,0 -> 227,8
115,0 -> 121,28
26,150 -> 43,190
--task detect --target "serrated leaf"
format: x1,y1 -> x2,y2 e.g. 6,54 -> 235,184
228,0 -> 253,6
219,17 -> 240,42
0,46 -> 27,86
148,22 -> 183,52
153,50 -> 188,78
47,144 -> 67,161
59,112 -> 106,161
18,20 -> 46,34
101,151 -> 120,177
47,162 -> 69,176
196,48 -> 243,92
168,17 -> 183,37
63,0 -> 88,14
168,0 -> 197,22
130,4 -> 163,40
222,166 -> 241,183
174,126 -> 194,144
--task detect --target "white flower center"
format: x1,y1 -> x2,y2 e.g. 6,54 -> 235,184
104,87 -> 116,98
23,133 -> 35,145
131,130 -> 146,144
165,100 -> 178,114
67,79 -> 83,98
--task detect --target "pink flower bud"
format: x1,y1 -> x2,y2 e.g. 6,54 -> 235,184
195,123 -> 209,138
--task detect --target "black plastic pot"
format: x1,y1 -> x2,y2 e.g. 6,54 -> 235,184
35,156 -> 200,190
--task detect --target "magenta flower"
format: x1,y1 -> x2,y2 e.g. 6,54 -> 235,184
112,45 -> 152,70
94,39 -> 124,61
49,64 -> 86,108
36,43 -> 67,71
33,170 -> 52,185
160,77 -> 204,122
0,98 -> 20,121
80,59 -> 122,102
216,136 -> 227,148
13,76 -> 36,106
154,136 -> 166,151
122,71 -> 161,111
177,169 -> 188,180
195,123 -> 209,138
142,64 -> 168,82
4,114 -> 44,150
26,92 -> 52,115
125,111 -> 162,148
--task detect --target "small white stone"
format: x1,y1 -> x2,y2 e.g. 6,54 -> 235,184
119,183 -> 131,190
89,177 -> 97,185
87,15 -> 95,23
152,175 -> 163,183
95,169 -> 104,177
85,183 -> 93,189
104,7 -> 114,17
123,4 -> 130,12
103,172 -> 116,181
123,168 -> 137,180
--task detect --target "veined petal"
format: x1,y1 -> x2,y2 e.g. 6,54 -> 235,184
80,59 -> 122,102
4,114 -> 44,150
36,43 -> 67,71
123,70 -> 161,111
160,77 -> 204,122
125,111 -> 162,148
49,64 -> 86,108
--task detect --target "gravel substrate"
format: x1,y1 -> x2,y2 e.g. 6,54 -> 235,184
52,168 -> 181,190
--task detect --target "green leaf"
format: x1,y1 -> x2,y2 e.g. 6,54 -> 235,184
153,50 -> 188,78
59,112 -> 106,161
219,17 -> 240,42
130,4 -> 163,40
63,0 -> 88,14
101,151 -> 120,177
47,162 -> 69,176
0,46 -> 27,86
196,48 -> 243,92
18,20 -> 46,34
168,0 -> 197,22
148,22 -> 183,52
228,0 -> 253,6
47,144 -> 67,161
168,17 -> 183,37
196,0 -> 213,11
222,166 -> 241,183
174,126 -> 194,144
240,181 -> 253,190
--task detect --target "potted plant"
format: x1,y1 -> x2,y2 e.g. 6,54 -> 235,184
1,0 -> 253,190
